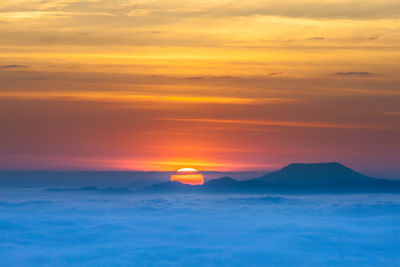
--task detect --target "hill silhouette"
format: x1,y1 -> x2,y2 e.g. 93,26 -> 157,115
140,181 -> 202,193
256,162 -> 375,185
140,162 -> 400,194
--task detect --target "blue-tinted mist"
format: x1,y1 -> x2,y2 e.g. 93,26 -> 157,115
0,189 -> 400,266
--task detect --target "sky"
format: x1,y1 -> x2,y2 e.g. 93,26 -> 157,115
0,0 -> 399,177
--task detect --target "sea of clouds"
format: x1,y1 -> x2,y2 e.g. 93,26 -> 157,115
1,189 -> 400,266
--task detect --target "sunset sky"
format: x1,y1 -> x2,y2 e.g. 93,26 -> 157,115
0,0 -> 399,177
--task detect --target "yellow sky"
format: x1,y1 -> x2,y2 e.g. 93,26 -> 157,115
0,0 -> 399,176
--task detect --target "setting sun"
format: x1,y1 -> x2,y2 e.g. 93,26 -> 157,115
177,168 -> 198,172
171,168 -> 204,185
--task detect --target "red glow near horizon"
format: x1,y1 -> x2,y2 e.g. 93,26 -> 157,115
171,168 -> 204,185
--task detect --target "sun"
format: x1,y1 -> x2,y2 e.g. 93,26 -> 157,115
177,167 -> 198,172
171,168 -> 204,185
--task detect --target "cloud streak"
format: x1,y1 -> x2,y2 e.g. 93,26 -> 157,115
0,65 -> 29,69
335,72 -> 374,77
2,0 -> 400,20
0,91 -> 295,105
164,118 -> 383,130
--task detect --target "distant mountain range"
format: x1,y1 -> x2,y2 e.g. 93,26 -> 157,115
3,163 -> 400,194
141,163 -> 400,194
0,170 -> 263,188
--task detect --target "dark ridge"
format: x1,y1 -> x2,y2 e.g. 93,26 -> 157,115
256,162 -> 374,185
204,177 -> 238,186
139,163 -> 400,194
203,177 -> 241,192
139,181 -> 202,194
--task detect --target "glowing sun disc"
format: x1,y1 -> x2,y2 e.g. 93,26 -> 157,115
177,168 -> 198,172
171,167 -> 204,185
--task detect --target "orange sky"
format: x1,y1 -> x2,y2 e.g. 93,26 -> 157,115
0,0 -> 399,176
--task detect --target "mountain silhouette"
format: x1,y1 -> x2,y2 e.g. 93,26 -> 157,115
139,162 -> 400,193
203,177 -> 241,191
256,162 -> 375,185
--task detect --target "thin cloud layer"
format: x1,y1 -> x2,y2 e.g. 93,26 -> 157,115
165,118 -> 383,130
2,0 -> 400,20
335,72 -> 374,76
0,65 -> 29,69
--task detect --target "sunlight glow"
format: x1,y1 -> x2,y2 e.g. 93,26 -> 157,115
177,168 -> 198,172
171,168 -> 204,185
171,174 -> 204,185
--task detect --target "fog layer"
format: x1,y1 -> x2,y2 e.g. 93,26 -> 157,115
1,189 -> 399,266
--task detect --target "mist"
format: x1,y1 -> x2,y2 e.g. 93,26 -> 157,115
1,189 -> 399,266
